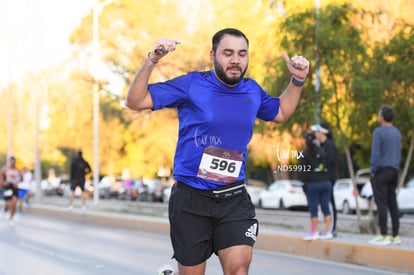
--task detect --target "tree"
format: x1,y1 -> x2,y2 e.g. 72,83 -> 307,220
271,2 -> 414,226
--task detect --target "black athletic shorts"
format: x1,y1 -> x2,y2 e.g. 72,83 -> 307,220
168,181 -> 258,266
70,179 -> 85,191
3,184 -> 18,201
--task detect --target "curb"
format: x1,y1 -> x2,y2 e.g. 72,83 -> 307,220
27,205 -> 414,273
256,234 -> 414,272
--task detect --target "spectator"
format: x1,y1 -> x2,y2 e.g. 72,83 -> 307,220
299,133 -> 333,240
17,166 -> 33,213
311,122 -> 338,236
68,150 -> 91,210
369,104 -> 402,245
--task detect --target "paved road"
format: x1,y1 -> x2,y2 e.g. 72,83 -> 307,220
0,214 -> 408,275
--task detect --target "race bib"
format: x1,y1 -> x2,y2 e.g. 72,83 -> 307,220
3,190 -> 13,197
197,146 -> 243,183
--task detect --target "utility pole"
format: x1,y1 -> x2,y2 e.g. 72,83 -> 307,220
314,0 -> 321,124
91,0 -> 115,205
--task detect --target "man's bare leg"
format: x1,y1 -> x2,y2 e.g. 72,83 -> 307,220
68,191 -> 75,209
81,191 -> 87,209
218,245 -> 252,275
178,261 -> 206,275
7,197 -> 17,224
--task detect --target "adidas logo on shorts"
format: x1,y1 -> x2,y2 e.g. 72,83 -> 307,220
245,223 -> 258,241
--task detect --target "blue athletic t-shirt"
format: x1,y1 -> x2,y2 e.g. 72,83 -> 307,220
149,70 -> 280,190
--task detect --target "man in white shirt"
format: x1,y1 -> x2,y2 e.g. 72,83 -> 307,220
17,166 -> 33,213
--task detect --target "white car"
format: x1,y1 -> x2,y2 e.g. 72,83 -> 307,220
398,178 -> 414,215
258,180 -> 307,210
162,184 -> 172,204
245,179 -> 267,206
333,178 -> 372,214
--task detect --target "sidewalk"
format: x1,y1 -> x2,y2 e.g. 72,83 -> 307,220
5,200 -> 414,273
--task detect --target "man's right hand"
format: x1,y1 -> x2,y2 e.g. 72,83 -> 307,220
148,38 -> 180,63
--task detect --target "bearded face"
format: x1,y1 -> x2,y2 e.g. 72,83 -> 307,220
210,34 -> 249,87
213,57 -> 248,86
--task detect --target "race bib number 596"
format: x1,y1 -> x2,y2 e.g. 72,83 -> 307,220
197,146 -> 243,183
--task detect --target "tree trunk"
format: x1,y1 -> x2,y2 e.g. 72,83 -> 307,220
344,144 -> 361,223
398,130 -> 414,193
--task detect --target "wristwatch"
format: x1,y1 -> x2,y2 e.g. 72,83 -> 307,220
291,76 -> 305,87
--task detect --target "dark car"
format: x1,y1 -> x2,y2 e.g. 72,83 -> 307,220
42,177 -> 66,196
98,176 -> 124,199
138,178 -> 164,202
117,178 -> 141,201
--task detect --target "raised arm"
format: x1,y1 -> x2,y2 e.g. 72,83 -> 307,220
273,53 -> 310,123
125,38 -> 179,111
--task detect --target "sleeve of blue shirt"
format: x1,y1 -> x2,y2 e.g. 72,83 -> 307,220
257,88 -> 280,121
148,74 -> 191,110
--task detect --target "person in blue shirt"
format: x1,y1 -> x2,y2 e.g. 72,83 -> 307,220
126,28 -> 309,275
369,104 -> 402,246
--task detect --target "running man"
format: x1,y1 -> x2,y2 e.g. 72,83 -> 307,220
126,28 -> 309,275
0,156 -> 22,227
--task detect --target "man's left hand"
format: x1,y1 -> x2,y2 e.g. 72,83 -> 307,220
282,53 -> 310,81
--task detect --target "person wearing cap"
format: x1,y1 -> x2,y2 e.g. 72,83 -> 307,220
299,133 -> 333,240
311,122 -> 339,237
368,104 -> 401,245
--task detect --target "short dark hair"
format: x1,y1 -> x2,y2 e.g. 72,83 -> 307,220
380,104 -> 394,122
212,28 -> 249,52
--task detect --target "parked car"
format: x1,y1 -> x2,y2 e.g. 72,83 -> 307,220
162,184 -> 172,204
138,178 -> 164,202
245,179 -> 267,206
354,168 -> 371,184
116,178 -> 141,201
258,179 -> 307,210
41,177 -> 65,196
98,176 -> 124,199
398,178 -> 414,215
333,168 -> 377,215
129,178 -> 142,201
58,177 -> 71,197
334,178 -> 372,215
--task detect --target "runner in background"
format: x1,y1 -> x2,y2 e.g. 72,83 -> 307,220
0,156 -> 22,226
